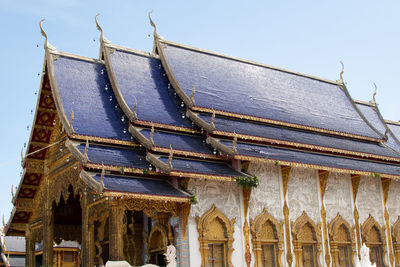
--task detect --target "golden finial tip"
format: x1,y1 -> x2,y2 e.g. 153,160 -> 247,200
39,19 -> 48,41
148,10 -> 157,34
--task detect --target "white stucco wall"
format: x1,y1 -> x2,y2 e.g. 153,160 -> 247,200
324,172 -> 353,224
187,179 -> 244,267
287,167 -> 320,223
356,175 -> 384,226
387,179 -> 400,225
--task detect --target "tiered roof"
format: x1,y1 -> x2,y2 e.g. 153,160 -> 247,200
5,17 -> 400,235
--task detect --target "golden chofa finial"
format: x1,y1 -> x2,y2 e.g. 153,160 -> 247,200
168,145 -> 173,169
149,125 -> 155,146
39,19 -> 56,52
70,110 -> 74,131
190,86 -> 196,105
95,14 -> 104,41
148,10 -> 157,35
370,82 -> 377,105
338,61 -> 344,84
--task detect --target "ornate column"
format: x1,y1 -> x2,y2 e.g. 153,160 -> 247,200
81,189 -> 90,267
242,187 -> 252,267
109,201 -> 124,260
43,162 -> 54,266
318,170 -> 330,267
351,174 -> 361,257
25,225 -> 36,267
381,178 -> 394,266
281,166 -> 293,266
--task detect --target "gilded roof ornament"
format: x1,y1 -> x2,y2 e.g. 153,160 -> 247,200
338,61 -> 344,84
384,128 -> 389,141
132,97 -> 137,119
210,110 -> 216,129
150,125 -> 155,146
232,134 -> 238,154
168,144 -> 173,169
70,110 -> 74,131
100,164 -> 105,192
148,11 -> 157,36
190,86 -> 196,105
95,14 -> 110,44
84,138 -> 89,158
11,185 -> 14,200
39,19 -> 57,52
370,82 -> 377,105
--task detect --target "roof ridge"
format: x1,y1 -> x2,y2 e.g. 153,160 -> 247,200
50,50 -> 103,65
105,43 -> 158,59
159,39 -> 341,86
353,99 -> 375,107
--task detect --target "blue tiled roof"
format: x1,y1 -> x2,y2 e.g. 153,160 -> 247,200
198,113 -> 399,159
107,48 -> 194,128
160,42 -> 381,139
92,174 -> 190,197
355,103 -> 400,154
158,156 -> 243,177
388,123 -> 400,143
140,129 -> 213,154
52,55 -> 133,141
76,143 -> 148,169
220,140 -> 400,177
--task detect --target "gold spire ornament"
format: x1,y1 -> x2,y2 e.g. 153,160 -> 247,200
39,19 -> 56,52
338,61 -> 344,84
168,145 -> 173,169
150,125 -> 155,146
190,86 -> 196,105
148,11 -> 157,35
371,82 -> 377,104
95,14 -> 104,42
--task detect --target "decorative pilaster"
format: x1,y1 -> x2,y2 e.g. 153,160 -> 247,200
281,166 -> 292,266
381,178 -> 394,266
25,225 -> 36,267
319,170 -> 330,267
81,190 -> 90,267
43,162 -> 54,266
242,187 -> 252,267
351,174 -> 361,257
109,201 -> 124,261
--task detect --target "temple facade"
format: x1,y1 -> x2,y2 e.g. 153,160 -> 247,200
4,16 -> 400,267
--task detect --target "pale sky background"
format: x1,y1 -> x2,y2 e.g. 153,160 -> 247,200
0,1 -> 399,225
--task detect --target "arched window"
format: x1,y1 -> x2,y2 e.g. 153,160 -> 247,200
361,215 -> 387,267
147,224 -> 169,266
250,209 -> 284,267
392,217 -> 400,267
328,214 -> 355,267
291,212 -> 322,267
196,204 -> 235,267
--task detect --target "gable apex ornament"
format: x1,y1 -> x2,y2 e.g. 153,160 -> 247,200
39,19 -> 57,52
337,61 -> 344,84
148,11 -> 157,36
370,82 -> 377,105
95,14 -> 110,45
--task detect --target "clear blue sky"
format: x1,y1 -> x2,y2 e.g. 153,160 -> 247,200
0,1 -> 399,224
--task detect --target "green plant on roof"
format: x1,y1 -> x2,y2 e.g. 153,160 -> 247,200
274,160 -> 279,166
119,167 -> 125,175
142,169 -> 148,174
234,175 -> 259,188
371,173 -> 381,178
190,195 -> 198,204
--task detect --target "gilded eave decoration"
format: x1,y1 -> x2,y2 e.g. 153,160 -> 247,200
250,208 -> 284,267
196,204 -> 236,267
361,215 -> 388,265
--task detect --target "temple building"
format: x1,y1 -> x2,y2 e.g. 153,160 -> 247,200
4,15 -> 400,267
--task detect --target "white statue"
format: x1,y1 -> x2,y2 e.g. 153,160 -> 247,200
105,244 -> 177,267
354,243 -> 376,267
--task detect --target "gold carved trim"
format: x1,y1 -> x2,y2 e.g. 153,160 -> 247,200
122,198 -> 180,218
242,187 -> 252,267
318,170 -> 330,267
328,213 -> 356,267
280,165 -> 293,266
381,178 -> 394,266
351,174 -> 362,255
291,212 -> 322,267
392,217 -> 400,266
250,209 -> 284,267
196,204 -> 235,267
361,215 -> 388,266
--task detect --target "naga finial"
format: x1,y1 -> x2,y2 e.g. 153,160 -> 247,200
339,61 -> 344,83
100,164 -> 105,192
150,125 -> 155,146
210,110 -> 216,129
371,82 -> 377,104
190,86 -> 196,105
168,145 -> 173,169
39,19 -> 48,47
70,110 -> 74,130
11,186 -> 14,200
148,11 -> 157,36
132,97 -> 137,118
232,134 -> 238,153
95,14 -> 104,42
84,138 -> 89,157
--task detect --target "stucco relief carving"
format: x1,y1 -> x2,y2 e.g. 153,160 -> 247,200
387,180 -> 400,225
357,176 -> 384,225
247,162 -> 282,220
324,172 -> 353,223
287,167 -> 320,223
188,179 -> 240,221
